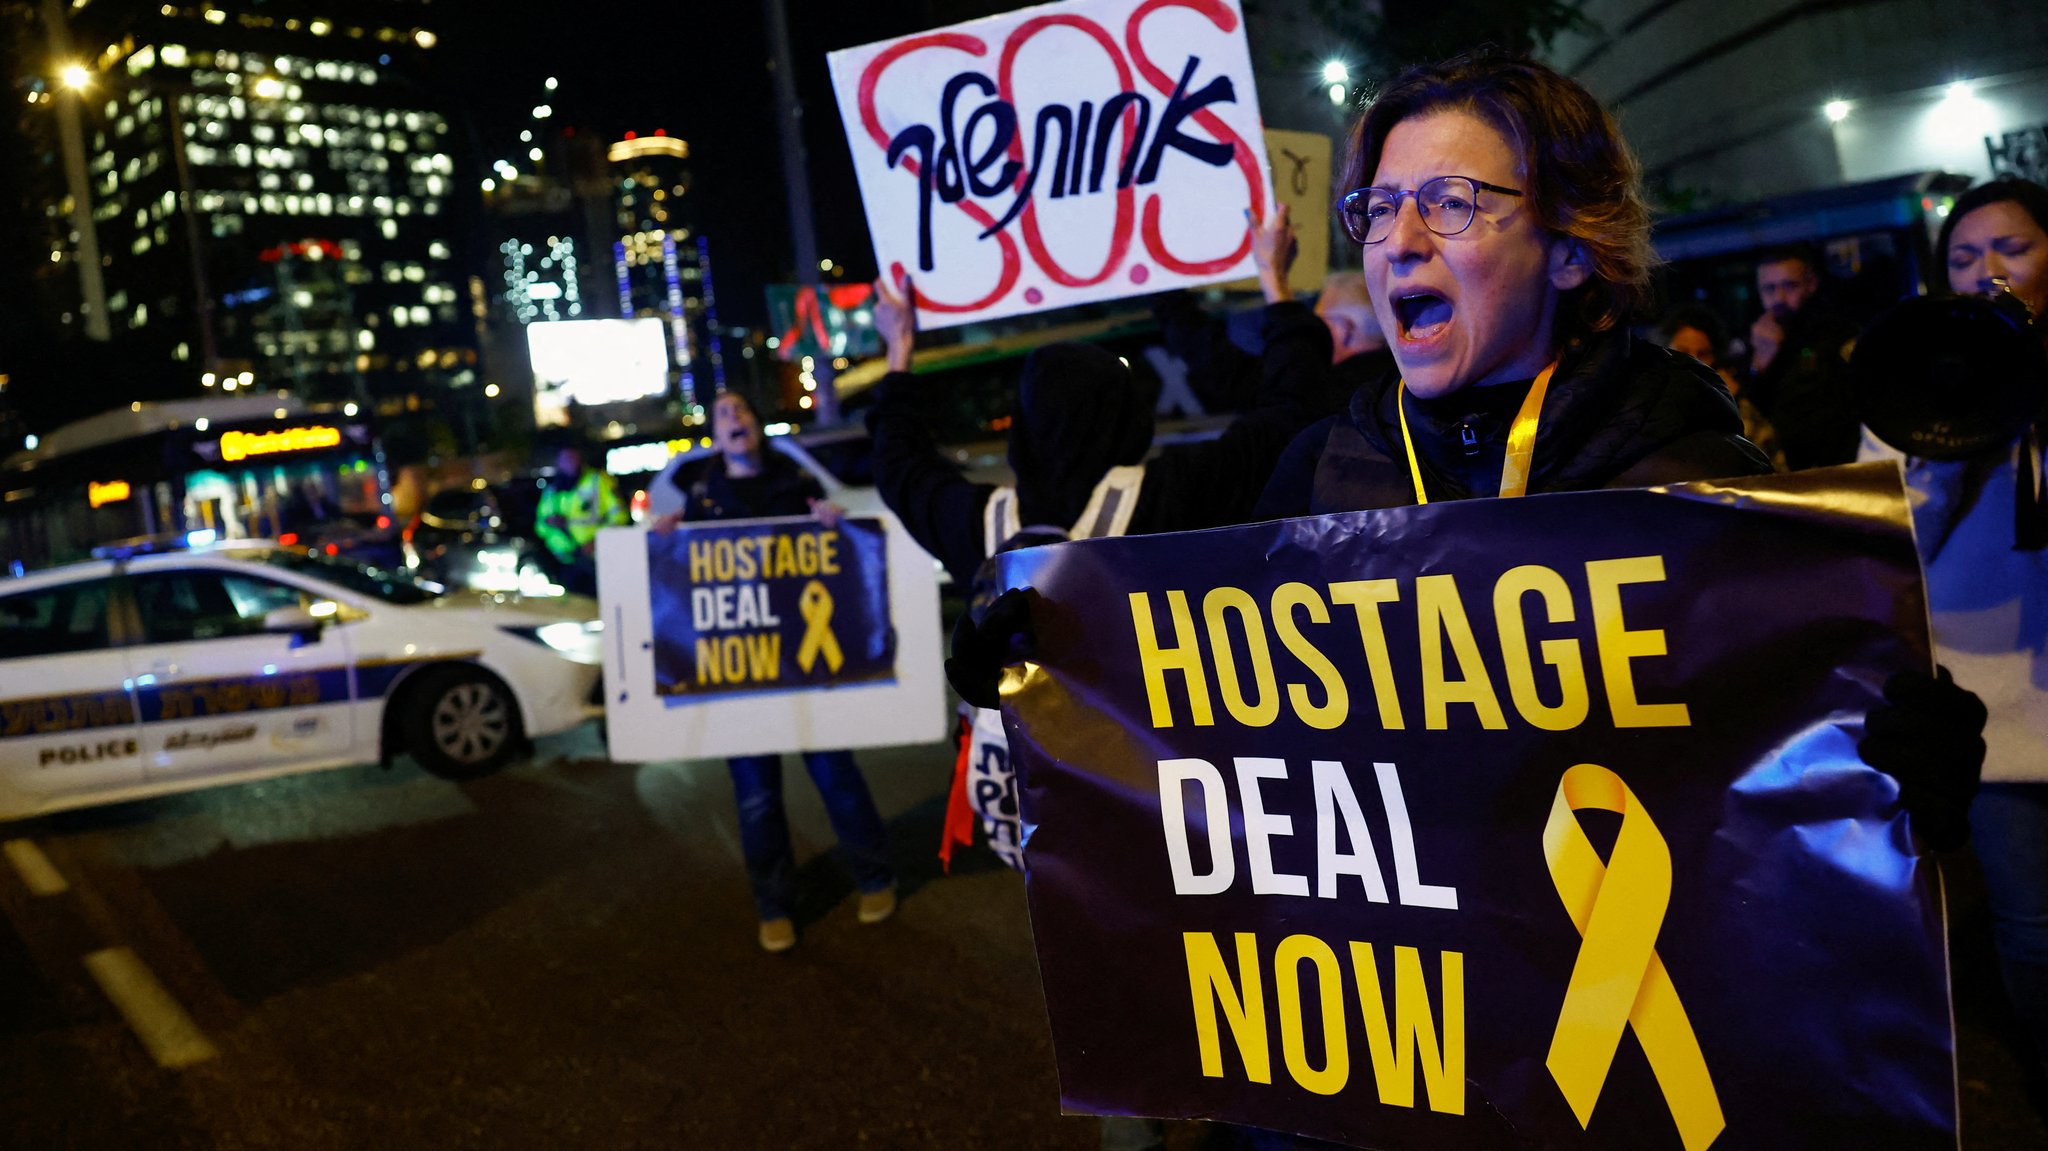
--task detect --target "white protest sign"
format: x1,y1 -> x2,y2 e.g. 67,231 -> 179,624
596,514 -> 946,762
828,0 -> 1272,328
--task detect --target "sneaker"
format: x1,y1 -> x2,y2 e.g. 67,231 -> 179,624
856,885 -> 897,925
757,917 -> 796,953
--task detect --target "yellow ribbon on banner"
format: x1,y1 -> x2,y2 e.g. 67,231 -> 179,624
795,579 -> 844,675
1542,763 -> 1724,1151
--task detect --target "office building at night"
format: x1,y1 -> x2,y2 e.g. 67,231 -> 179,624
609,131 -> 724,407
21,1 -> 474,409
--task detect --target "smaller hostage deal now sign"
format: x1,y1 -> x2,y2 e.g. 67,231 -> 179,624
648,517 -> 895,699
828,0 -> 1271,328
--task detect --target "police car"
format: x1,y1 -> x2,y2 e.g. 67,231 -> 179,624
0,539 -> 603,820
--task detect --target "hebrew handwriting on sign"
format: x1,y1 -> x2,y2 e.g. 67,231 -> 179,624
830,0 -> 1271,327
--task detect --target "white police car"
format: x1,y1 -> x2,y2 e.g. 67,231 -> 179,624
0,539 -> 602,820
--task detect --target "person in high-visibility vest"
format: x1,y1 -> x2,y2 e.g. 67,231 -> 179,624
535,442 -> 625,596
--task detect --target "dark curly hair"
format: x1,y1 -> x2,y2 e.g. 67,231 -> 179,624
1338,52 -> 1654,336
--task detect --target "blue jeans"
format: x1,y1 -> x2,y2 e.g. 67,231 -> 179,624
1973,783 -> 2048,1077
728,751 -> 894,921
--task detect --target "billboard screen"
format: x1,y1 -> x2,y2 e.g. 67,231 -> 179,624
529,318 -> 670,426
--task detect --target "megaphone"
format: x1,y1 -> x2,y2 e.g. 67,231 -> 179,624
1851,287 -> 2046,460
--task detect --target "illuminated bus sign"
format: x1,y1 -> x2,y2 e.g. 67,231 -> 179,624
218,425 -> 343,463
88,480 -> 131,507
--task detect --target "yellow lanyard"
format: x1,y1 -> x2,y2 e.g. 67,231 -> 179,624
1396,359 -> 1559,504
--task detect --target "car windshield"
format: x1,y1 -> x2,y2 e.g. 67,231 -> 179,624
259,549 -> 443,604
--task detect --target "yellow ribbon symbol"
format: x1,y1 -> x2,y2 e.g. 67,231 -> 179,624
795,579 -> 844,675
1543,763 -> 1724,1151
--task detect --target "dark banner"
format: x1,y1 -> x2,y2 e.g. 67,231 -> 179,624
993,464 -> 1953,1150
650,516 -> 895,700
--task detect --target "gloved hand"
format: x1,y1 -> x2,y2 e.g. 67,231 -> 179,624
946,588 -> 1038,709
1858,667 -> 1988,852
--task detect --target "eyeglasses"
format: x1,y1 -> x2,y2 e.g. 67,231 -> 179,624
1337,176 -> 1525,245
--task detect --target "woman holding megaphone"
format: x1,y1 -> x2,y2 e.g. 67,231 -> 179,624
1856,177 -> 2048,1106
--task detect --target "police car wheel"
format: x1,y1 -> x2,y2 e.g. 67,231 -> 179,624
403,667 -> 522,779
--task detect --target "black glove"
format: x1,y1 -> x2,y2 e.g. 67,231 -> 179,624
1857,666 -> 1988,852
946,588 -> 1037,709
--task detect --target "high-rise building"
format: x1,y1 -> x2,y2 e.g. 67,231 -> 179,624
609,131 -> 724,407
21,0 -> 474,409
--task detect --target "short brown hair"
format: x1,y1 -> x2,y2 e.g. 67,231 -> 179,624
1339,53 -> 1654,335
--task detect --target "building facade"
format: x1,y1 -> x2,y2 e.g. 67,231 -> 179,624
22,0 -> 474,413
1543,0 -> 2048,210
609,131 -> 724,408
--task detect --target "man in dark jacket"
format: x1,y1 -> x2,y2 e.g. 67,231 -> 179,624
866,205 -> 1329,589
1748,246 -> 1861,470
1151,270 -> 1395,418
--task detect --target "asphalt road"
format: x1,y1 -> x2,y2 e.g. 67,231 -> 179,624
0,724 -> 2042,1150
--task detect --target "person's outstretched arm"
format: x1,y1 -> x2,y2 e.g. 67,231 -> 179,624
865,277 -> 997,587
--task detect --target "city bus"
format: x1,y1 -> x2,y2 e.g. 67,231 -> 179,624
0,392 -> 390,573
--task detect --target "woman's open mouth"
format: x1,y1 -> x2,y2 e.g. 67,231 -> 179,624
1394,291 -> 1454,346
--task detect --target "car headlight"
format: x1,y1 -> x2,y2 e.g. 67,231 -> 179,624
504,620 -> 603,663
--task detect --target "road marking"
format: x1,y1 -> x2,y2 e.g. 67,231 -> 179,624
3,839 -> 68,896
82,947 -> 219,1069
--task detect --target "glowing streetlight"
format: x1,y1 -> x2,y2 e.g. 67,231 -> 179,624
1321,61 -> 1349,84
60,63 -> 90,91
484,383 -> 501,398
1824,99 -> 1851,123
532,104 -> 553,119
413,29 -> 438,49
481,178 -> 496,192
252,75 -> 284,98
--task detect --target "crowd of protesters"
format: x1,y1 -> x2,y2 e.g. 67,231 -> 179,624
522,42 -> 2048,1146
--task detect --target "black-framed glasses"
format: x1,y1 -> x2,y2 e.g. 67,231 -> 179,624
1337,176 -> 1525,244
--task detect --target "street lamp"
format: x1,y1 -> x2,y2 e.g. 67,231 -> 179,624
59,62 -> 90,90
1321,60 -> 1349,84
252,74 -> 284,99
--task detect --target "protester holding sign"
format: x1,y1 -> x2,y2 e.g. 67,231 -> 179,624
1862,176 -> 2048,1108
948,51 -> 1991,1150
651,392 -> 897,954
867,205 -> 1326,870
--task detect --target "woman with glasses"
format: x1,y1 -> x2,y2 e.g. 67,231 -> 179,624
949,53 -> 1989,1150
1252,54 -> 1769,516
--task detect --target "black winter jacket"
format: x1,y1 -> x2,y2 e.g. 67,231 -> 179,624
670,450 -> 824,522
870,301 -> 1333,587
1255,328 -> 1773,518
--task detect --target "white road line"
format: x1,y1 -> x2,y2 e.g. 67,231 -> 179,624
3,839 -> 68,896
82,947 -> 219,1069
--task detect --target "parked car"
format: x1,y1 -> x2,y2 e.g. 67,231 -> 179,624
0,539 -> 602,820
402,475 -> 559,595
289,508 -> 405,571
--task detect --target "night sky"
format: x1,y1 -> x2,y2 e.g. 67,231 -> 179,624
430,0 -> 1024,330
